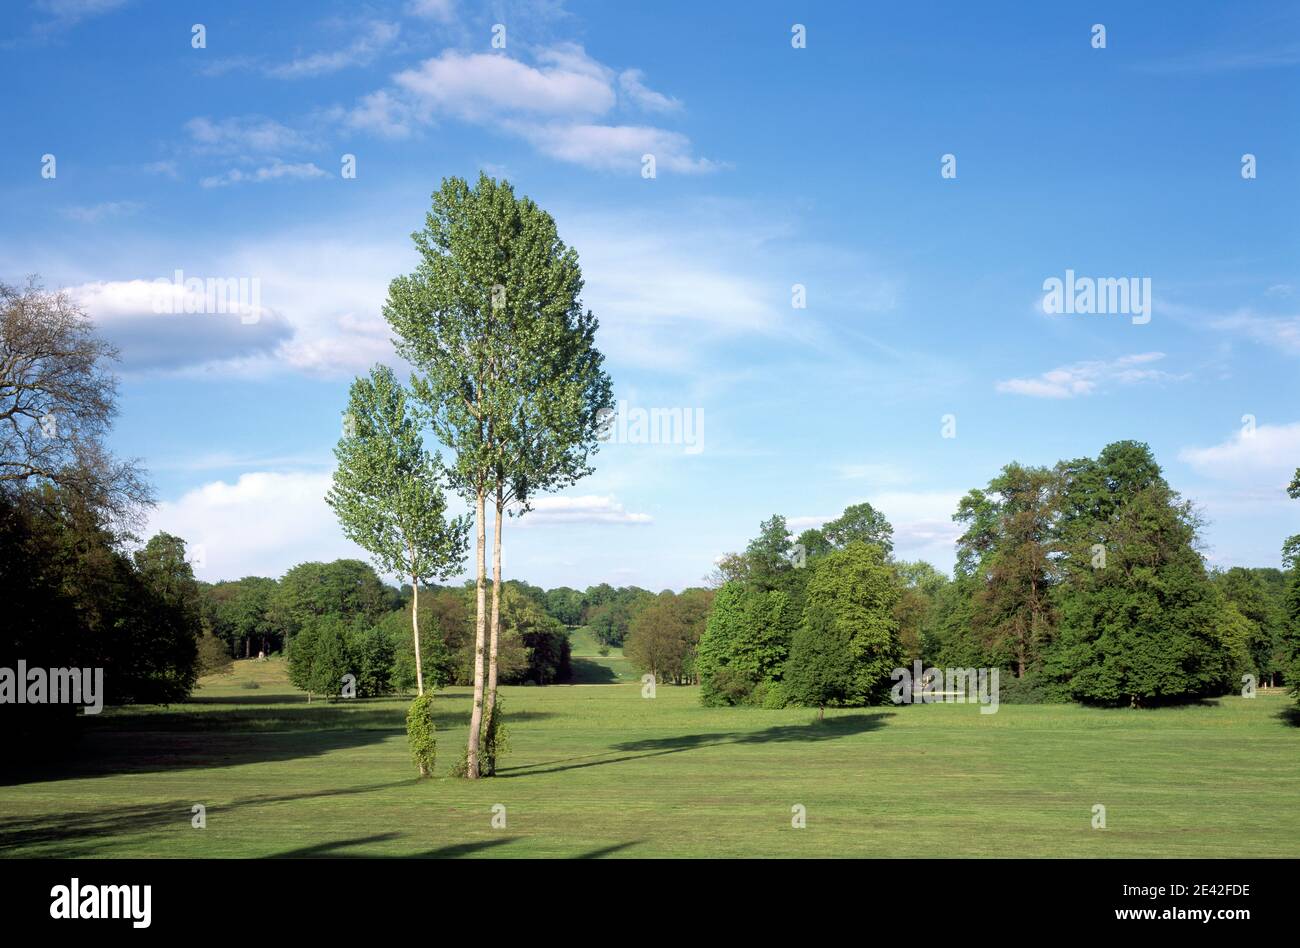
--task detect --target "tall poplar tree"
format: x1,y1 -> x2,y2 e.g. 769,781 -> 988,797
326,364 -> 468,696
385,174 -> 611,777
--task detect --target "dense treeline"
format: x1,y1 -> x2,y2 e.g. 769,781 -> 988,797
673,441 -> 1300,711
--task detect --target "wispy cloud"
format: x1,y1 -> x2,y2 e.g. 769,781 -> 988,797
1210,309 -> 1300,355
515,494 -> 652,526
267,21 -> 401,79
996,352 -> 1178,399
61,200 -> 141,223
618,68 -> 682,113
200,161 -> 330,188
185,116 -> 313,156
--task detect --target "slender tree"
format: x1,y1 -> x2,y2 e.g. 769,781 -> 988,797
326,364 -> 468,696
385,174 -> 610,776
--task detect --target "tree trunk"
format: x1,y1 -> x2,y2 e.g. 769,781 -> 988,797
411,575 -> 424,697
483,493 -> 505,776
466,489 -> 488,778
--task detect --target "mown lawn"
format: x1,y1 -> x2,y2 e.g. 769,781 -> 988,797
1,655 -> 1297,858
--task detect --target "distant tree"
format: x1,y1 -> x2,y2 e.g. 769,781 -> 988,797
893,560 -> 949,663
821,502 -> 894,557
196,631 -> 233,677
272,560 -> 398,640
288,615 -> 353,701
1284,469 -> 1300,704
544,586 -> 584,626
955,463 -> 1058,677
696,583 -> 797,706
783,541 -> 902,716
1213,567 -> 1285,684
0,279 -> 150,524
348,625 -> 397,698
327,364 -> 469,696
744,514 -> 796,592
1046,442 -> 1236,706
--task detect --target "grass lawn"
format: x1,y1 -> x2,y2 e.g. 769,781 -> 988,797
2,654 -> 1297,858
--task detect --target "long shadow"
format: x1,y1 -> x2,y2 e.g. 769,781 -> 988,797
0,780 -> 414,857
499,712 -> 892,778
1278,707 -> 1300,728
567,658 -> 620,684
267,835 -> 519,858
5,699 -> 556,787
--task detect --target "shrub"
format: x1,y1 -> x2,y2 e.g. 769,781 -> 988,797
406,693 -> 437,777
481,699 -> 510,776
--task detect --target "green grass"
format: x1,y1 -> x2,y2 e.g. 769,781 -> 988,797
1,657 -> 1297,858
566,625 -> 636,683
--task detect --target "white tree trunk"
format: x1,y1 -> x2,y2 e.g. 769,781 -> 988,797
484,496 -> 504,774
466,489 -> 488,778
411,575 -> 424,697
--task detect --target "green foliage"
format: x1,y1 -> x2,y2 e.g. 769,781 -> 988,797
348,625 -> 396,698
1046,443 -> 1236,706
196,631 -> 233,677
544,586 -> 584,626
0,488 -> 206,751
623,588 -> 715,685
288,615 -> 354,699
405,693 -> 437,777
498,584 -> 571,685
820,502 -> 895,557
481,697 -> 510,776
697,582 -> 795,706
783,541 -> 903,711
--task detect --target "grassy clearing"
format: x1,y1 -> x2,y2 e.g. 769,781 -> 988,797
1,656 -> 1296,858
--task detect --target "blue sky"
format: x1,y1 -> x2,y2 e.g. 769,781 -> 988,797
3,0 -> 1298,590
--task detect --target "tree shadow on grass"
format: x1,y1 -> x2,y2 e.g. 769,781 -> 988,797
0,781 -> 415,857
2,702 -> 540,789
498,711 -> 893,779
266,834 -> 519,858
266,835 -> 640,858
567,658 -> 621,684
1277,706 -> 1300,728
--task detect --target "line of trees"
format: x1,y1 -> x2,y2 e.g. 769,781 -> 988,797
1,281 -> 209,752
638,440 -> 1300,712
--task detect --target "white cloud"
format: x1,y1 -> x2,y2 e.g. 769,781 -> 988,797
199,161 -> 330,188
514,494 -> 652,526
394,47 -> 614,121
1179,421 -> 1300,487
344,43 -> 715,173
267,21 -> 401,79
148,472 -> 365,582
345,90 -> 413,139
996,352 -> 1177,399
618,69 -> 681,113
67,279 -> 292,371
514,121 -> 717,174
